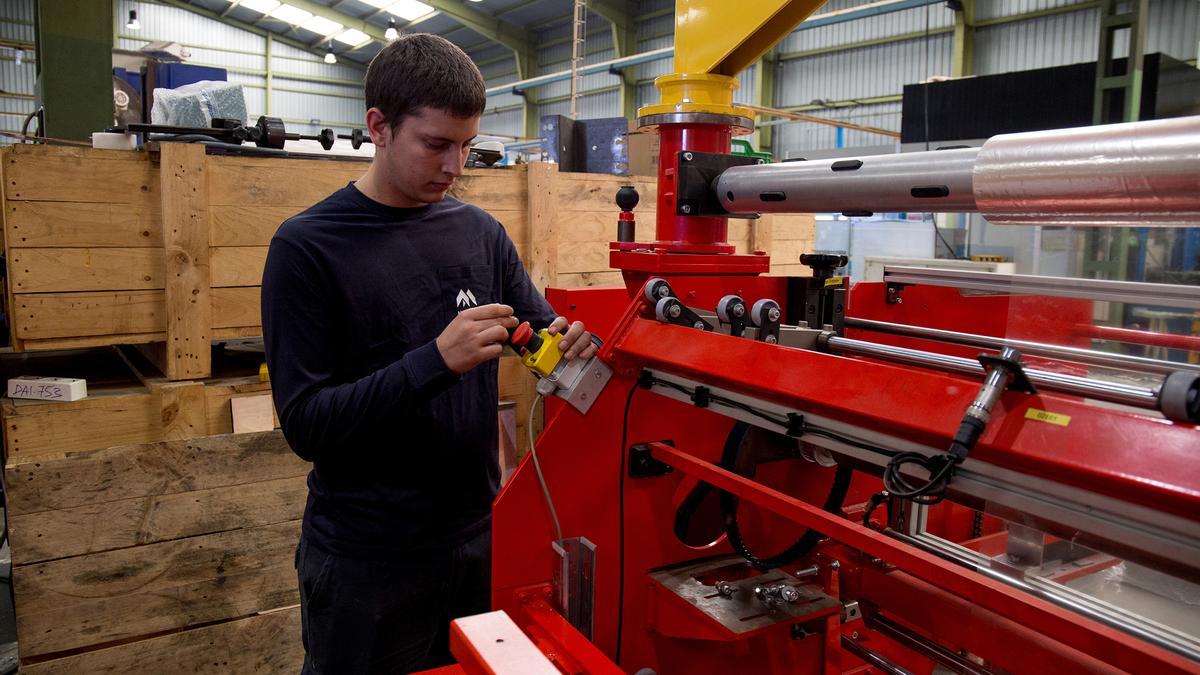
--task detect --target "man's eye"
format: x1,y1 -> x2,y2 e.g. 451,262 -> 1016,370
428,142 -> 449,151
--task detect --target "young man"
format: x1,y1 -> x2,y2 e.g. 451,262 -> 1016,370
261,34 -> 597,674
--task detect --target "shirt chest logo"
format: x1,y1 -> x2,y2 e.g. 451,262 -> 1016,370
455,288 -> 478,309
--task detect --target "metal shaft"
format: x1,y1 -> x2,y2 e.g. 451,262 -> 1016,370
846,316 -> 1200,376
715,116 -> 1200,226
716,147 -> 978,215
824,335 -> 1162,412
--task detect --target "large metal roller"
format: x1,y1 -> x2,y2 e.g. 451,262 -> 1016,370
973,116 -> 1200,227
715,116 -> 1200,226
715,147 -> 979,215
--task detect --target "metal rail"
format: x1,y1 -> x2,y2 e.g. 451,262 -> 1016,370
844,317 -> 1200,376
823,335 -> 1163,412
882,266 -> 1200,310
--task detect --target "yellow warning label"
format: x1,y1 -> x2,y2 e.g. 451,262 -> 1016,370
1025,408 -> 1070,427
824,276 -> 845,288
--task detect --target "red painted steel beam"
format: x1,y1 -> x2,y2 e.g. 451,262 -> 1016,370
645,441 -> 1197,674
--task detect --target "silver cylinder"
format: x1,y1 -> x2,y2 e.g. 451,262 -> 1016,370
715,148 -> 979,215
845,316 -> 1200,376
974,116 -> 1200,227
826,336 -> 1162,411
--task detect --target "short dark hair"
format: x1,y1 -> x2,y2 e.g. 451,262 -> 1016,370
365,34 -> 487,130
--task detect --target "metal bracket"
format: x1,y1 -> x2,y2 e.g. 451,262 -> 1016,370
675,150 -> 762,218
656,297 -> 715,332
978,351 -> 1037,394
551,537 -> 596,640
629,441 -> 675,478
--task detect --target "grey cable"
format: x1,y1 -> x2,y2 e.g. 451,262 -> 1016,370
528,393 -> 563,543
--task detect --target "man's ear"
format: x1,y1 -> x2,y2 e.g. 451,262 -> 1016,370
365,107 -> 393,147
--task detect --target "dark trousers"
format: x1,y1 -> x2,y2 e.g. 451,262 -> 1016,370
296,527 -> 491,674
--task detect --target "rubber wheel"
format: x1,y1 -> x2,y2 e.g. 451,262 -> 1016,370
1160,371 -> 1200,423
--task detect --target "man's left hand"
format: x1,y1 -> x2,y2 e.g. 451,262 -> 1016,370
547,317 -> 598,361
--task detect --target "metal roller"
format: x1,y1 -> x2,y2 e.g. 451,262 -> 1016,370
715,148 -> 979,215
974,116 -> 1200,227
715,116 -> 1200,226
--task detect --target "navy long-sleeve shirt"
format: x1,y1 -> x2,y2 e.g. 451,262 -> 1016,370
261,182 -> 556,559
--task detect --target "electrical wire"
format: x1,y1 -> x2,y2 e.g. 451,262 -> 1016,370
614,377 -> 640,666
527,394 -> 562,543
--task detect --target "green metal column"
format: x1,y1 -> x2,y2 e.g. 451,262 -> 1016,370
951,0 -> 975,77
517,50 -> 540,140
265,36 -> 273,116
1085,0 -> 1147,321
35,0 -> 114,141
751,47 -> 777,154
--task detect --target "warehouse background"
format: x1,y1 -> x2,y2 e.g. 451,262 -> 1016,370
1,0 -> 1195,153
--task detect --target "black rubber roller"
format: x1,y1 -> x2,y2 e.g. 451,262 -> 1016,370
1160,371 -> 1200,423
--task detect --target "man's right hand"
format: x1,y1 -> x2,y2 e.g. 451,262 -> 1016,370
436,303 -> 519,374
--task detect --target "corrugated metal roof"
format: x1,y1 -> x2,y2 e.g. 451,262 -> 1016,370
780,3 -> 954,55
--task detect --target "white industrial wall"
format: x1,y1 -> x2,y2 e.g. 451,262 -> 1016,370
0,0 -> 36,147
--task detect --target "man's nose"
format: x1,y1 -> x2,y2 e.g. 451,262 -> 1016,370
443,147 -> 464,177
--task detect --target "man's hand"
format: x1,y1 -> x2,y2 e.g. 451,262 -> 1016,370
547,316 -> 598,361
436,304 -> 519,374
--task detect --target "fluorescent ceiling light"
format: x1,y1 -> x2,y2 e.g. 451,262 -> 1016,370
387,0 -> 435,21
269,3 -> 313,25
301,15 -> 343,36
237,0 -> 280,13
335,28 -> 371,46
359,0 -> 397,7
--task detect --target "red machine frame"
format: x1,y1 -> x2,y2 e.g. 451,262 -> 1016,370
483,269 -> 1200,675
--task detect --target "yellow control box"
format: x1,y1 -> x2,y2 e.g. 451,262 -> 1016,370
521,329 -> 564,378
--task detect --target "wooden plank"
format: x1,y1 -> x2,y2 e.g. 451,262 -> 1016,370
13,519 -> 301,658
155,381 -> 207,440
0,154 -> 18,351
209,205 -> 301,247
554,173 -> 657,212
9,474 -> 306,565
3,393 -> 161,465
212,326 -> 264,340
160,144 -> 212,379
206,157 -> 365,207
558,241 -> 612,275
526,163 -> 557,292
751,214 -> 774,253
554,210 -> 657,244
19,333 -> 165,351
9,248 -> 164,293
7,201 -> 162,247
211,246 -> 268,287
770,238 -> 815,265
231,394 -> 275,434
20,607 -> 302,675
211,286 -> 261,329
446,169 -> 526,211
11,290 -> 166,340
770,213 -> 816,241
554,271 -> 624,289
4,431 -> 301,515
6,150 -> 157,204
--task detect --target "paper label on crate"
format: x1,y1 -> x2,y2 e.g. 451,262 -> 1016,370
1025,408 -> 1070,427
7,376 -> 88,402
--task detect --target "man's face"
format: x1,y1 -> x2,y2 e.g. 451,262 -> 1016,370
369,106 -> 480,205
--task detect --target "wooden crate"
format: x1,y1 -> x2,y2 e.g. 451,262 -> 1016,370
0,346 -> 275,465
5,430 -> 306,673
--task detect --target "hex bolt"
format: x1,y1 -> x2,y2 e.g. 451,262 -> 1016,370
715,581 -> 737,597
767,307 -> 781,322
694,320 -> 706,330
657,284 -> 671,298
780,586 -> 801,603
668,304 -> 682,318
680,204 -> 692,214
683,152 -> 693,161
766,335 -> 778,344
732,303 -> 746,318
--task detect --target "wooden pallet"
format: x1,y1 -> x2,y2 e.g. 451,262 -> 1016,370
6,431 -> 306,673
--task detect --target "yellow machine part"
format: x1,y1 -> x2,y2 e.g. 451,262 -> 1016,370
521,329 -> 565,378
639,0 -> 829,121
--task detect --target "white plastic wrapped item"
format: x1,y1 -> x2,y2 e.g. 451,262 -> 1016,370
151,80 -> 247,128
